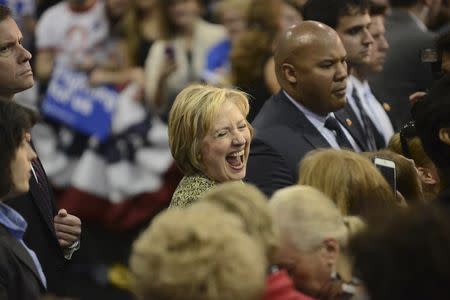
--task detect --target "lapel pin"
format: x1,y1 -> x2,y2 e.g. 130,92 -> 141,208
383,102 -> 391,112
346,118 -> 352,126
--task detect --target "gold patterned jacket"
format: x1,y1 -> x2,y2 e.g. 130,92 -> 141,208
169,174 -> 217,208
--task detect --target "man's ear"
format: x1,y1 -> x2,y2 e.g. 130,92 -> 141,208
281,63 -> 297,84
321,238 -> 340,267
439,128 -> 450,146
417,166 -> 439,185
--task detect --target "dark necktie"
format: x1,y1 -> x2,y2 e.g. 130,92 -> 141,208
324,117 -> 354,150
31,159 -> 54,219
352,88 -> 377,150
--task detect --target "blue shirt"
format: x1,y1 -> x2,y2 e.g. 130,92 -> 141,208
0,203 -> 47,288
206,39 -> 231,71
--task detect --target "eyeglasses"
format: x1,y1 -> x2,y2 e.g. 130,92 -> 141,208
399,121 -> 417,159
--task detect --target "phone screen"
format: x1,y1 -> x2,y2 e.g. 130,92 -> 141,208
374,158 -> 397,192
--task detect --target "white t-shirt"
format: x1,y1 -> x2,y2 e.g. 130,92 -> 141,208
35,0 -> 109,67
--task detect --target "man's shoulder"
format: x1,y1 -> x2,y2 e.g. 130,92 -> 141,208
252,93 -> 293,127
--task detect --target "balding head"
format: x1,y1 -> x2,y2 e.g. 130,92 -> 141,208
275,21 -> 337,80
274,21 -> 348,115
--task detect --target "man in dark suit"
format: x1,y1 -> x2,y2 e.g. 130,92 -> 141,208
246,21 -> 365,197
0,5 -> 81,296
303,0 -> 393,150
369,0 -> 438,129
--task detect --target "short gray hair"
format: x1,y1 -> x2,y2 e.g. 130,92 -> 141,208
269,185 -> 348,252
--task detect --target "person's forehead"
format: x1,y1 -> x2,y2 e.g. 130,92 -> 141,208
336,13 -> 371,30
299,34 -> 346,60
370,15 -> 383,25
0,17 -> 21,42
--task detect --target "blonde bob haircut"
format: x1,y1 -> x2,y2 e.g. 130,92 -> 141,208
298,149 -> 398,221
198,181 -> 278,262
130,205 -> 266,300
168,84 -> 253,175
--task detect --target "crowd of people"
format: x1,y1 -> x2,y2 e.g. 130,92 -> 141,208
1,0 -> 450,299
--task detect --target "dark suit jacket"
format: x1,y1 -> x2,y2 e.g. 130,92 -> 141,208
0,225 -> 45,299
335,103 -> 386,150
370,8 -> 434,130
5,158 -> 67,296
246,91 -> 366,197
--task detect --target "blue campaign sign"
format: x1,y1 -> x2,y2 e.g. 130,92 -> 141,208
41,66 -> 119,142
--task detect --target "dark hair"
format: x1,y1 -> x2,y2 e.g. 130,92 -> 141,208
350,204 -> 450,300
436,31 -> 450,55
158,0 -> 201,39
302,0 -> 369,29
388,0 -> 419,8
0,101 -> 35,198
413,74 -> 450,178
369,0 -> 387,16
231,0 -> 279,86
0,5 -> 11,21
399,121 -> 417,159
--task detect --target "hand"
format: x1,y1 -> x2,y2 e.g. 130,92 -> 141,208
160,58 -> 178,81
54,209 -> 82,249
89,69 -> 109,86
129,67 -> 145,86
409,91 -> 427,105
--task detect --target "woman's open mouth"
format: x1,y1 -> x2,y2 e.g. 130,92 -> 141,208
225,149 -> 245,170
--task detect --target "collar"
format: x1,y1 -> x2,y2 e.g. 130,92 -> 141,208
0,203 -> 27,240
283,90 -> 331,125
349,75 -> 371,98
408,11 -> 428,32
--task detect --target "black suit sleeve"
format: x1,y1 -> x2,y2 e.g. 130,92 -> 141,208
245,137 -> 295,197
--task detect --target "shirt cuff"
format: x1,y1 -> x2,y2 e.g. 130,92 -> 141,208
64,240 -> 80,260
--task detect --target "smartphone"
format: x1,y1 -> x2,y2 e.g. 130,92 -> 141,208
374,157 -> 397,192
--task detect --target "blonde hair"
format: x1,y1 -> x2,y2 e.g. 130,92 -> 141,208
198,181 -> 278,262
298,149 -> 397,221
168,84 -> 253,175
130,205 -> 266,300
269,185 -> 348,252
337,216 -> 366,281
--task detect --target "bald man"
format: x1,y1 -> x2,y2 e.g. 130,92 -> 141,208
246,21 -> 366,197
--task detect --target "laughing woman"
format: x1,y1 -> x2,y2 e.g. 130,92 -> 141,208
168,84 -> 252,208
0,101 -> 46,300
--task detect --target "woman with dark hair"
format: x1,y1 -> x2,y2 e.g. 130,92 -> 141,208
0,100 -> 46,299
144,0 -> 226,116
388,122 -> 440,201
230,0 -> 302,122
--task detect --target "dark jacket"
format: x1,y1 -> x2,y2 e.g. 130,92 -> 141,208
246,91 -> 365,196
0,225 -> 46,299
5,158 -> 67,295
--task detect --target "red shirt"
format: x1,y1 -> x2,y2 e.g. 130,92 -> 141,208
264,269 -> 316,300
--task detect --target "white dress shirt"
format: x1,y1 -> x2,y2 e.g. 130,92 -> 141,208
284,91 -> 361,152
347,76 -> 394,145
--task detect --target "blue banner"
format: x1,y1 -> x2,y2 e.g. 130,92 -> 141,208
41,66 -> 119,142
